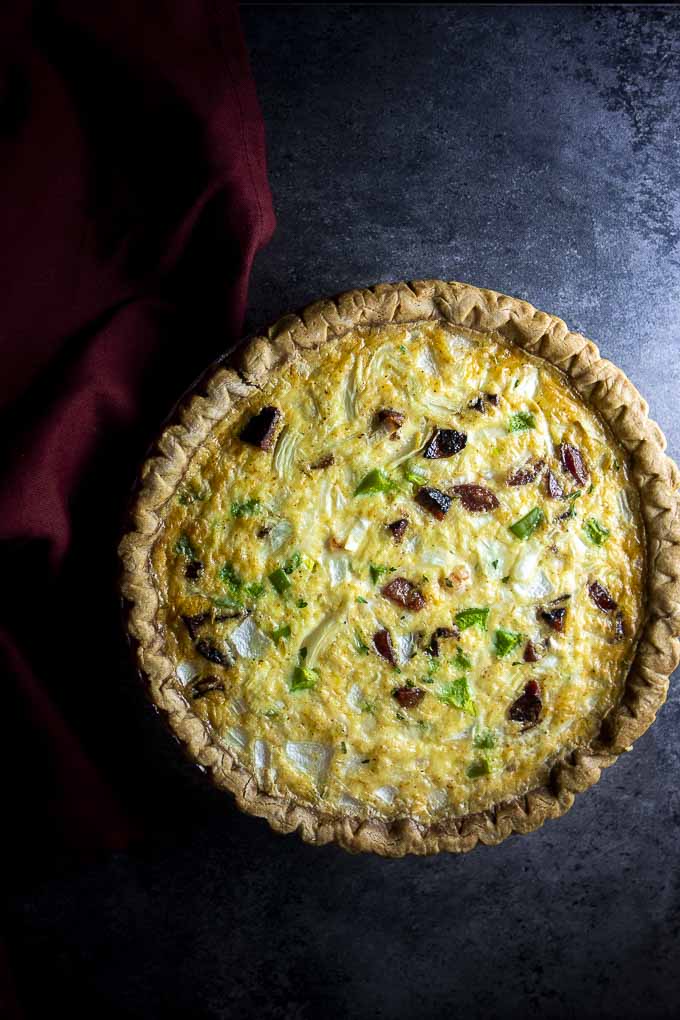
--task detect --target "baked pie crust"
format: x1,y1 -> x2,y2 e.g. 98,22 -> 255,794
119,281 -> 680,855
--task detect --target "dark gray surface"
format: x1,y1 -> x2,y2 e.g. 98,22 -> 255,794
10,7 -> 680,1019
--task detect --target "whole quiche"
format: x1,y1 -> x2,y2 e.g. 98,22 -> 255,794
120,281 -> 680,855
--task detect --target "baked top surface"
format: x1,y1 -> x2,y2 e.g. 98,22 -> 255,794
150,319 -> 644,823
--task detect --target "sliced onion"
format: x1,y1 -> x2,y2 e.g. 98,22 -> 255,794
224,726 -> 249,752
344,355 -> 364,420
512,366 -> 539,399
428,789 -> 449,812
253,738 -> 270,778
512,541 -> 542,582
513,569 -> 553,602
273,426 -> 300,479
395,631 -> 418,665
285,741 -> 333,788
229,616 -> 272,659
337,793 -> 363,814
617,488 -> 633,522
344,517 -> 371,553
327,556 -> 351,588
374,785 -> 398,805
304,611 -> 343,667
231,696 -> 248,716
416,345 -> 438,375
266,518 -> 293,552
385,430 -> 426,469
446,333 -> 475,354
176,661 -> 197,686
476,537 -> 508,579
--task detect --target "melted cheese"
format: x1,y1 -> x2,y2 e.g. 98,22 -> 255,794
152,322 -> 645,822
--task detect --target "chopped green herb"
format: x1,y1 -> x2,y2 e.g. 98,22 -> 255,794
356,595 -> 368,604
230,497 -> 261,518
178,481 -> 210,505
509,506 -> 544,540
438,676 -> 477,715
455,607 -> 490,632
398,344 -> 407,353
269,567 -> 291,595
283,551 -> 301,574
584,517 -> 610,546
353,630 -> 370,655
263,708 -> 279,719
296,599 -> 308,609
369,563 -> 395,584
354,468 -> 397,496
467,758 -> 492,779
494,628 -> 523,658
508,411 -> 536,432
360,700 -> 375,714
244,582 -> 265,599
491,559 -> 499,570
501,575 -> 510,583
340,741 -> 347,754
587,483 -> 594,494
271,623 -> 291,643
396,711 -> 407,721
453,647 -> 472,671
427,657 -> 441,677
562,491 -> 582,519
473,728 -> 497,750
174,533 -> 196,558
290,665 -> 318,692
219,563 -> 242,596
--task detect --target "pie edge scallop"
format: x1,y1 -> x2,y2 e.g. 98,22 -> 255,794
119,280 -> 680,857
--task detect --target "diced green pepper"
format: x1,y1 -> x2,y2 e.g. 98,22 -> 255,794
283,551 -> 301,574
290,665 -> 318,691
494,628 -> 523,658
438,676 -> 477,715
452,647 -> 472,671
269,567 -> 291,594
354,468 -> 396,496
509,507 -> 544,540
508,411 -> 536,432
584,517 -> 610,546
467,758 -> 492,778
473,728 -> 497,750
455,607 -> 490,632
271,623 -> 291,642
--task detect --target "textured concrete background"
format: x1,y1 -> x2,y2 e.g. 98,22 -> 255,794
9,7 -> 680,1019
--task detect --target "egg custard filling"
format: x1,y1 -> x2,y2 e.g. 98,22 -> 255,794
153,321 -> 645,822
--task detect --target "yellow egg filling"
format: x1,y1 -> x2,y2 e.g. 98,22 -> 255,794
152,321 -> 644,822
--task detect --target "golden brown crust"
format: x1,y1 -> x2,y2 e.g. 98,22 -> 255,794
119,281 -> 680,856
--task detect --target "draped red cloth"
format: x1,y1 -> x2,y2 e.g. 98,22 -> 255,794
0,0 -> 275,880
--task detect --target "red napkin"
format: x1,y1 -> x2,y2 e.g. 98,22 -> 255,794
0,0 -> 275,871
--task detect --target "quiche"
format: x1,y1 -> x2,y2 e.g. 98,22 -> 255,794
120,281 -> 680,855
